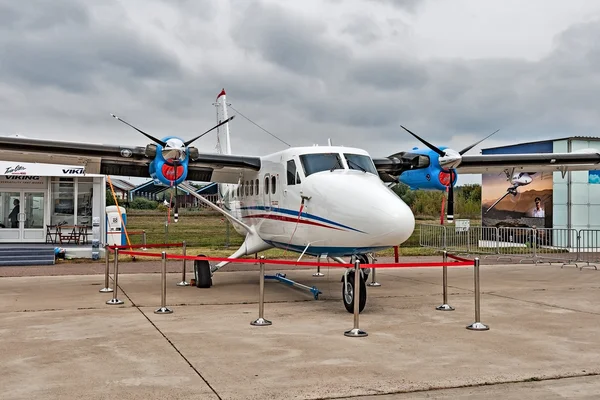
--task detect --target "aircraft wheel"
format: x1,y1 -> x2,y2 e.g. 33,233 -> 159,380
194,255 -> 212,288
342,270 -> 367,313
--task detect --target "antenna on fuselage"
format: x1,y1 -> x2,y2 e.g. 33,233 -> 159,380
328,138 -> 333,146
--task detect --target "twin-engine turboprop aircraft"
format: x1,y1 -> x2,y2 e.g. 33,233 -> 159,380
2,88 -> 600,313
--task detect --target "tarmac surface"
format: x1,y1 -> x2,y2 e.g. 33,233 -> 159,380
1,256 -> 600,399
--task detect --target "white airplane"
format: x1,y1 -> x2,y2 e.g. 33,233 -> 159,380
2,88 -> 600,313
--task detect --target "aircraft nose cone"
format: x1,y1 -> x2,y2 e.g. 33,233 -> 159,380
369,185 -> 415,246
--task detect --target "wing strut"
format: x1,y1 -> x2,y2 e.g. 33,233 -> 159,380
178,182 -> 252,233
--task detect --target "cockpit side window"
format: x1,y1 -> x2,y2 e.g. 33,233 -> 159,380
299,153 -> 343,177
344,153 -> 378,175
287,160 -> 296,185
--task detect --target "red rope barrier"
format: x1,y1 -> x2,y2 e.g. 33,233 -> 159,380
114,250 -> 475,269
446,253 -> 472,263
108,242 -> 183,251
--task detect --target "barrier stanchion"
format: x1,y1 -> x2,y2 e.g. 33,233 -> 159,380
344,259 -> 368,337
436,251 -> 454,311
313,256 -> 324,277
155,251 -> 173,314
394,246 -> 399,263
99,244 -> 113,293
106,248 -> 124,305
367,255 -> 381,287
251,256 -> 272,326
177,240 -> 190,286
142,230 -> 147,250
467,257 -> 488,331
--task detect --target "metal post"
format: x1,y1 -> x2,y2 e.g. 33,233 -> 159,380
313,256 -> 324,277
467,257 -> 488,331
394,246 -> 399,263
164,220 -> 168,244
436,250 -> 454,311
155,251 -> 173,314
106,248 -> 124,305
142,230 -> 147,250
367,255 -> 380,287
99,245 -> 113,293
177,241 -> 189,286
344,259 -> 367,337
251,256 -> 272,326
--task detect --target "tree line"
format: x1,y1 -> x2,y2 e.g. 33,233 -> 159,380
391,183 -> 481,219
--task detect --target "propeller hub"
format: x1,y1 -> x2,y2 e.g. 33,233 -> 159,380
162,138 -> 186,162
438,148 -> 461,170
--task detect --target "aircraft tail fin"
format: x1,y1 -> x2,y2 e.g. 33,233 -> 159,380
214,88 -> 232,155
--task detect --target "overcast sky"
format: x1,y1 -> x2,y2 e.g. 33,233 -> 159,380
2,0 -> 600,185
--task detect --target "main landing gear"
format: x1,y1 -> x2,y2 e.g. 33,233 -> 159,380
341,254 -> 369,313
194,255 -> 212,288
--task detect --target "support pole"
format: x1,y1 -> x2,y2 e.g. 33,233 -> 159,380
251,256 -> 272,326
436,250 -> 454,311
99,245 -> 113,293
467,257 -> 488,330
177,241 -> 189,286
142,230 -> 147,250
155,251 -> 173,314
313,256 -> 324,277
394,246 -> 399,263
344,259 -> 367,337
106,248 -> 124,305
367,255 -> 381,287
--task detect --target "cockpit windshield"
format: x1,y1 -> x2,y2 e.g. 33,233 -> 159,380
344,153 -> 377,175
300,153 -> 343,177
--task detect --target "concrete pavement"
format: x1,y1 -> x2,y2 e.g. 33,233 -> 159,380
1,260 -> 599,399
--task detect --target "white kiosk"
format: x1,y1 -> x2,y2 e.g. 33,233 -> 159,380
105,205 -> 126,246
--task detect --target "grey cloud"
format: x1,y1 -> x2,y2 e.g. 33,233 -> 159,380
369,0 -> 423,12
231,1 -> 352,77
0,1 -> 183,93
348,57 -> 429,90
341,15 -> 382,45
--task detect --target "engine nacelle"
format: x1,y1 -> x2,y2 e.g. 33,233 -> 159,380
397,147 -> 457,190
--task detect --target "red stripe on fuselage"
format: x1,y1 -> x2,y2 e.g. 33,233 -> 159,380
243,214 -> 345,231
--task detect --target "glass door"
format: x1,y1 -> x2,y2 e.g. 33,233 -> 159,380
0,191 -> 46,242
0,191 -> 22,241
23,192 -> 45,242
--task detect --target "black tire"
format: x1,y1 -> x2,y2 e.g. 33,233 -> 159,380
342,270 -> 367,313
194,254 -> 212,288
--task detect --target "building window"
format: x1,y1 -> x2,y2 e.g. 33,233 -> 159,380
51,178 -> 74,226
77,178 -> 93,227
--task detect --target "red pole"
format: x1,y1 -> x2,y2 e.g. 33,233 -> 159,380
394,246 -> 399,263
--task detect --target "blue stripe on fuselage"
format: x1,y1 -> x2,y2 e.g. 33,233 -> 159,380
265,240 -> 389,257
240,206 -> 366,233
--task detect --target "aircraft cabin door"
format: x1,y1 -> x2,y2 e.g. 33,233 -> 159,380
263,174 -> 272,212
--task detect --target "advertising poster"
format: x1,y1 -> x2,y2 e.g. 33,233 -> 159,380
589,170 -> 600,184
481,141 -> 554,244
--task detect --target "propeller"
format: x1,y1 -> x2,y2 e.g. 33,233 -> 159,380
111,113 -> 236,223
400,125 -> 500,223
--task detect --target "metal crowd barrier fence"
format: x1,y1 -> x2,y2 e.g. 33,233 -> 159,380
419,224 -> 596,268
99,249 -> 486,336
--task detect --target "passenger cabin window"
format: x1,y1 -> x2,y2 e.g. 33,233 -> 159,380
271,176 -> 276,194
264,176 -> 269,194
250,180 -> 253,196
344,153 -> 378,175
245,181 -> 249,196
255,179 -> 259,195
287,160 -> 296,185
299,153 -> 343,177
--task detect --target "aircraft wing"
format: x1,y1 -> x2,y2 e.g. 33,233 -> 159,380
456,151 -> 600,174
0,136 -> 261,183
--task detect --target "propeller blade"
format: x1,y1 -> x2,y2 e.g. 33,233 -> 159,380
484,190 -> 511,214
173,160 -> 179,223
400,125 -> 445,156
111,114 -> 167,147
458,129 -> 500,155
447,171 -> 454,222
184,115 -> 236,147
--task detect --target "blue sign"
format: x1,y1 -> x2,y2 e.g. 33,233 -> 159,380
589,170 -> 600,184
